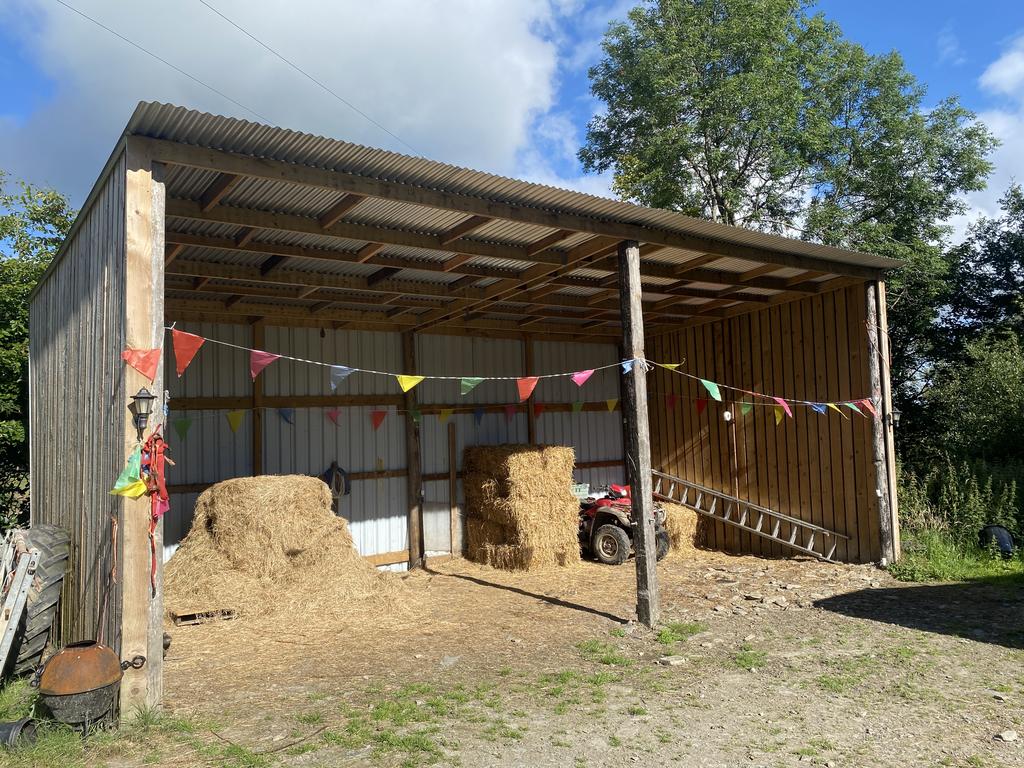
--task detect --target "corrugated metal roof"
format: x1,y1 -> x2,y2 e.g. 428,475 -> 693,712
126,102 -> 900,272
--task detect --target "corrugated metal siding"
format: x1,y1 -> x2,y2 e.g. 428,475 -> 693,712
29,153 -> 126,647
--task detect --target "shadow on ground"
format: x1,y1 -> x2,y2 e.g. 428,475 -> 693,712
816,574 -> 1024,649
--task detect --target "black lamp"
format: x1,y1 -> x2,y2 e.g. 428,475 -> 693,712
131,387 -> 158,434
888,407 -> 901,428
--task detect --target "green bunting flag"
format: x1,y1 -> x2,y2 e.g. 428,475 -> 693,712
173,418 -> 192,441
110,445 -> 147,498
740,402 -> 753,416
460,377 -> 484,395
572,401 -> 584,413
700,379 -> 722,402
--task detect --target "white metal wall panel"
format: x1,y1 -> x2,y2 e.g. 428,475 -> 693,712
167,322 -> 252,399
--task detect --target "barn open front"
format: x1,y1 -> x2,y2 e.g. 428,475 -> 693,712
26,104 -> 903,731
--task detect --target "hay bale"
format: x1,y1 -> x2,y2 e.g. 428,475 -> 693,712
662,502 -> 711,558
462,445 -> 580,571
165,475 -> 399,620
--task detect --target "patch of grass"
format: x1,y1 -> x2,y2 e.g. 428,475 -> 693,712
609,627 -> 627,637
890,531 -> 1024,584
626,704 -> 648,716
295,710 -> 323,725
371,698 -> 434,727
608,735 -> 623,747
733,643 -> 767,671
657,621 -> 708,645
374,728 -> 444,763
816,673 -> 860,693
577,639 -> 632,667
0,679 -> 38,721
482,719 -> 526,742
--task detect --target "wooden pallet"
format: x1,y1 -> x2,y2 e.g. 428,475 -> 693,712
0,531 -> 41,673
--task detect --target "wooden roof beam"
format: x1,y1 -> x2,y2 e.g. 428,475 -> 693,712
318,193 -> 367,229
526,229 -> 574,255
199,173 -> 241,212
164,243 -> 184,266
438,215 -> 492,245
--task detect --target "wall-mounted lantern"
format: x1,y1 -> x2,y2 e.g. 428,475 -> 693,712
130,387 -> 158,436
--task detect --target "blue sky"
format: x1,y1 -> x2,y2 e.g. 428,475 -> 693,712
1,1 -> 1022,236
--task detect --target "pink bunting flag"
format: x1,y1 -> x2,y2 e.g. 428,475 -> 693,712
250,350 -> 280,380
695,397 -> 708,416
171,330 -> 204,377
503,404 -> 517,423
571,370 -> 594,387
326,408 -> 341,426
121,348 -> 161,382
516,376 -> 539,402
773,396 -> 793,418
370,410 -> 387,431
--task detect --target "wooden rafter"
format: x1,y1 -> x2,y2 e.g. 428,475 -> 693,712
318,193 -> 366,229
164,243 -> 184,266
526,228 -> 574,255
199,173 -> 241,212
438,215 -> 492,245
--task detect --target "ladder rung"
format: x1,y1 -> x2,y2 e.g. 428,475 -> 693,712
788,527 -> 798,545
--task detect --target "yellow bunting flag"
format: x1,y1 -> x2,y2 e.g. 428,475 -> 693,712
606,398 -> 618,412
109,444 -> 147,498
774,406 -> 785,425
827,402 -> 849,419
226,410 -> 245,433
661,363 -> 680,371
396,375 -> 424,393
439,408 -> 454,425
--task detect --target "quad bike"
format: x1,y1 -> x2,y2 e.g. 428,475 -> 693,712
579,484 -> 670,565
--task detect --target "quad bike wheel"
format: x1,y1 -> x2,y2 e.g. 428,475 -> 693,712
593,524 -> 631,565
656,529 -> 670,561
6,524 -> 70,677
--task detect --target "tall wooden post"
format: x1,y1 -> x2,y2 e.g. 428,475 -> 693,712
120,139 -> 165,713
403,332 -> 424,568
866,281 -> 894,564
617,240 -> 659,627
877,282 -> 900,558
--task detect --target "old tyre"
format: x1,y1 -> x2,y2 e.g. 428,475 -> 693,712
593,524 -> 631,565
6,524 -> 70,677
656,529 -> 670,561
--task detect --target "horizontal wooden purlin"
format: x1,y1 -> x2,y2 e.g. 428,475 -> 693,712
140,137 -> 884,279
168,468 -> 407,495
171,394 -> 405,410
167,297 -> 399,325
423,458 -> 624,483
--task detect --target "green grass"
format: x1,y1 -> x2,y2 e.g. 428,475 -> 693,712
0,678 -> 37,720
733,643 -> 767,671
576,639 -> 632,667
890,531 -> 1024,583
657,621 -> 708,645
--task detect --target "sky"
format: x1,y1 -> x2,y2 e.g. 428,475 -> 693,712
1,0 -> 1022,243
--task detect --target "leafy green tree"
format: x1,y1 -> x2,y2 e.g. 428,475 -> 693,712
0,171 -> 75,528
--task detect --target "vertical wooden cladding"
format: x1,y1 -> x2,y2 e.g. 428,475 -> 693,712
29,153 -> 127,650
649,285 -> 882,563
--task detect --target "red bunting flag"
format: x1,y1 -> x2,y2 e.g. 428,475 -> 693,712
516,376 -> 539,402
859,398 -> 878,417
171,330 -> 204,377
121,347 -> 161,382
773,396 -> 793,418
503,404 -> 517,423
666,393 -> 678,411
534,403 -> 545,417
325,408 -> 340,426
250,350 -> 280,380
370,410 -> 387,431
695,397 -> 708,415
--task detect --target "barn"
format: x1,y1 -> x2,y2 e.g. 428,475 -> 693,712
27,102 -> 900,712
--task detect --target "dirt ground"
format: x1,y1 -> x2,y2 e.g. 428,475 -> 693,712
160,552 -> 1024,768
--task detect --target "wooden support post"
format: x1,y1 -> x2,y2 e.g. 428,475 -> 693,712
876,282 -> 900,559
448,421 -> 458,555
120,139 -> 165,714
403,332 -> 424,568
866,281 -> 894,564
251,320 -> 264,476
617,240 -> 659,628
524,336 -> 536,444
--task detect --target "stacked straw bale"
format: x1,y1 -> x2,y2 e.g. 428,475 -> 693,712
661,501 -> 710,558
165,475 -> 399,620
463,445 -> 580,571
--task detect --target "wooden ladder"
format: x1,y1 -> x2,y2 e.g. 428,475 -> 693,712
0,531 -> 41,673
652,469 -> 848,562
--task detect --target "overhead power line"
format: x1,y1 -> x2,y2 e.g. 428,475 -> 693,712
196,0 -> 420,156
54,0 -> 271,123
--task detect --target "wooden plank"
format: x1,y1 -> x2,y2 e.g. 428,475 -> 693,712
403,332 -> 424,569
438,215 -> 492,245
199,173 -> 240,212
448,421 -> 458,556
877,281 -> 900,559
618,240 -> 659,628
364,550 -> 410,567
811,294 -> 836,559
747,307 -> 767,557
833,289 -> 860,562
822,290 -> 849,561
318,193 -> 366,229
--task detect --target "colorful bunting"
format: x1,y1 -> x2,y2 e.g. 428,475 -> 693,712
827,402 -> 849,419
516,376 -> 539,402
774,406 -> 785,425
250,350 -> 280,380
606,398 -> 618,412
278,407 -> 295,425
740,401 -> 753,416
534,403 -> 546,418
473,407 -> 485,426
696,397 -> 708,416
571,370 -> 594,387
859,398 -> 878,417
810,403 -> 828,414
396,375 -> 424,393
572,400 -> 585,413
844,401 -> 863,416
370,410 -> 387,431
503,404 -> 517,423
329,365 -> 354,391
326,408 -> 341,426
121,348 -> 161,382
460,377 -> 484,395
110,445 -> 147,498
171,330 -> 204,377
661,363 -> 680,371
621,359 -> 634,374
666,393 -> 678,411
438,408 -> 454,425
172,418 -> 192,441
226,410 -> 245,433
700,379 -> 722,402
773,397 -> 793,419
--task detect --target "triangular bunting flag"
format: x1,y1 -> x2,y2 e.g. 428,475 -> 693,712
740,401 -> 753,416
438,408 -> 454,425
572,401 -> 584,413
661,363 -> 680,371
396,375 -> 424,393
473,407 -> 485,426
370,410 -> 387,431
827,403 -> 849,419
503,404 -> 517,423
326,408 -> 341,426
774,406 -> 785,425
845,401 -> 864,416
460,377 -> 484,395
859,398 -> 878,417
172,418 -> 192,441
516,376 -> 539,402
700,379 -> 722,402
621,359 -> 634,374
410,408 -> 422,425
110,445 -> 147,498
606,398 -> 618,412
696,397 -> 708,416
571,370 -> 594,387
329,365 -> 354,391
171,330 -> 204,377
250,350 -> 280,380
773,397 -> 793,418
534,403 -> 546,418
278,407 -> 295,425
121,348 -> 161,382
810,403 -> 828,414
666,394 -> 678,411
226,410 -> 245,433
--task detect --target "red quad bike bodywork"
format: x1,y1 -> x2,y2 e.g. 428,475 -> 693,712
579,484 -> 670,565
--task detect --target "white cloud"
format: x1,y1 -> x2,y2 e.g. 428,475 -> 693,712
0,0 -> 568,202
979,33 -> 1024,96
936,22 -> 966,67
